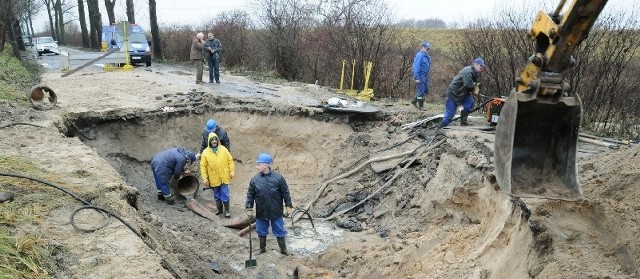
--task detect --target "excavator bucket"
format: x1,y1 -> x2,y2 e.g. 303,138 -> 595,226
495,90 -> 582,200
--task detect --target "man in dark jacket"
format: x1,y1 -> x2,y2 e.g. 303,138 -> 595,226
245,153 -> 293,255
198,119 -> 230,155
204,32 -> 223,83
151,147 -> 197,205
437,57 -> 486,129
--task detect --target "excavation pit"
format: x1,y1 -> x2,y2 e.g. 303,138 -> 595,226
70,109 -> 393,277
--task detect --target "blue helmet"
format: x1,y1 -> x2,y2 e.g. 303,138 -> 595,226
205,119 -> 217,133
186,151 -> 197,163
256,153 -> 273,164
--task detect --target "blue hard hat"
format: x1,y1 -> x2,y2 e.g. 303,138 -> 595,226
421,41 -> 431,49
205,119 -> 217,132
186,151 -> 197,163
256,153 -> 273,164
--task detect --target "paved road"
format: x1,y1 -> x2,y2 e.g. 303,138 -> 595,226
32,46 -> 142,73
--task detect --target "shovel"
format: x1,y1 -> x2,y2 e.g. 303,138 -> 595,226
245,221 -> 257,268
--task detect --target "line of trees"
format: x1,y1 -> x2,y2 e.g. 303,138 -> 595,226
2,0 -> 638,137
1,0 -> 156,54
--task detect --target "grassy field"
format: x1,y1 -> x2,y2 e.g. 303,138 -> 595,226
0,46 -> 42,105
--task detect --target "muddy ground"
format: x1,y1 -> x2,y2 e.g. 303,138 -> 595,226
0,62 -> 638,279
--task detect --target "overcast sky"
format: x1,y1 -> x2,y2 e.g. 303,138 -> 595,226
31,0 -> 637,33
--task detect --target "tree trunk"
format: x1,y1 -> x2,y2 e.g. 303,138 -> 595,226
55,0 -> 66,45
126,0 -> 135,24
28,11 -> 35,36
8,17 -> 22,59
149,0 -> 162,60
0,0 -> 8,53
77,0 -> 90,48
104,0 -> 116,25
12,18 -> 26,51
44,0 -> 56,40
53,1 -> 60,40
87,0 -> 102,49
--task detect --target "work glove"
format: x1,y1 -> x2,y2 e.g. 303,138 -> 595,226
246,208 -> 254,217
202,179 -> 209,187
284,206 -> 294,217
230,172 -> 235,179
195,153 -> 201,160
473,82 -> 481,95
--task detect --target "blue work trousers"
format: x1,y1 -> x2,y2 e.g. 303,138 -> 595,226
442,96 -> 475,127
212,184 -> 230,202
256,217 -> 287,238
207,57 -> 220,82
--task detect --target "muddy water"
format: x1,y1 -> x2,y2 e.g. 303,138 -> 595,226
288,220 -> 344,256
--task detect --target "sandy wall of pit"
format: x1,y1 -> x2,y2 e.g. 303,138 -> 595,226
79,110 -> 388,210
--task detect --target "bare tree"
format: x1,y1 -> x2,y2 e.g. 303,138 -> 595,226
254,0 -> 316,80
86,0 -> 101,49
55,0 -> 66,44
125,0 -> 134,23
209,10 -> 251,69
104,0 -> 115,24
316,0 -> 394,93
148,0 -> 162,59
42,0 -> 56,39
77,0 -> 90,47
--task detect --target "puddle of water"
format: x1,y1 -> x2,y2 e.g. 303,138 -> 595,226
287,220 -> 344,256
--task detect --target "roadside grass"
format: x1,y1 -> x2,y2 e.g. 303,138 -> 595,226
0,45 -> 43,106
0,156 -> 72,278
0,230 -> 52,279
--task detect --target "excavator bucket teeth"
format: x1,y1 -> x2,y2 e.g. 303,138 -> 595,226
495,90 -> 582,200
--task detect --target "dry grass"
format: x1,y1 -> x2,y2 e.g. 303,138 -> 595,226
0,230 -> 52,279
0,156 -> 73,278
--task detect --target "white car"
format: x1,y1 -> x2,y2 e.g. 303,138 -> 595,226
34,37 -> 59,56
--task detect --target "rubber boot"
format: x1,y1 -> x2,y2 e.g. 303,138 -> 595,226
277,237 -> 289,255
165,194 -> 175,205
418,98 -> 425,111
460,111 -> 470,126
437,121 -> 447,130
258,237 -> 267,254
157,193 -> 165,201
215,201 -> 223,215
223,202 -> 231,218
410,96 -> 419,109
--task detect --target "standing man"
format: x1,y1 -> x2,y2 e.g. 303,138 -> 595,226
437,57 -> 486,129
204,32 -> 223,84
190,32 -> 205,84
200,133 -> 235,218
198,119 -> 231,155
151,147 -> 197,205
245,153 -> 294,256
411,41 -> 432,111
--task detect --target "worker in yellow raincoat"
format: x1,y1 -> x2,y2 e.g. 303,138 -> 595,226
200,132 -> 235,218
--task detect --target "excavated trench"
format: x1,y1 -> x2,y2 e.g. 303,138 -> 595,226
57,105 -> 632,278
62,107 -> 400,278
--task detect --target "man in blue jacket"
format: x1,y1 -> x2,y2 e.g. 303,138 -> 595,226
411,41 -> 432,111
151,147 -> 197,205
245,153 -> 294,255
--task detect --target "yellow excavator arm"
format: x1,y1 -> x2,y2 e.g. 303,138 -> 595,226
495,0 -> 607,200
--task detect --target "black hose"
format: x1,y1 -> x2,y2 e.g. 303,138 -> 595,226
291,207 -> 314,229
0,172 -> 183,279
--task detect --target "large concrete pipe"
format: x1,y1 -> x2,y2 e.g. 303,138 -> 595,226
28,85 -> 57,110
174,173 -> 199,196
